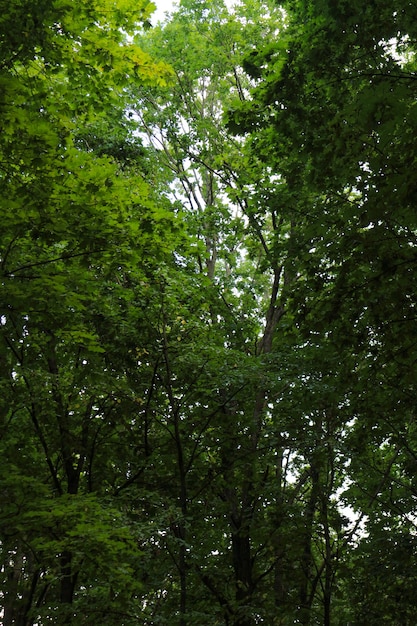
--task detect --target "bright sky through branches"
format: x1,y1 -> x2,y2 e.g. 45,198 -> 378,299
153,0 -> 176,22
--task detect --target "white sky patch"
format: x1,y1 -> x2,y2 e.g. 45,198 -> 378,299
152,0 -> 241,23
152,0 -> 177,23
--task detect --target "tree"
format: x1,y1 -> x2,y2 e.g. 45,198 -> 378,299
4,0 -> 417,623
229,0 -> 417,621
128,2 -> 351,624
0,1 -> 177,623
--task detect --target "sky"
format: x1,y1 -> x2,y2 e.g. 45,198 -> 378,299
152,0 -> 177,23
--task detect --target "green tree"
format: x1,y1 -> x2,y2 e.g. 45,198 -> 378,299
0,1 -> 177,623
5,0 -> 417,623
128,2 -> 351,624
229,0 -> 417,621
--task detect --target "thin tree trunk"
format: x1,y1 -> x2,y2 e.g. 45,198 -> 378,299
299,462 -> 320,626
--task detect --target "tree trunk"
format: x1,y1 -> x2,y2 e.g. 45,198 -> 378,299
299,462 -> 320,625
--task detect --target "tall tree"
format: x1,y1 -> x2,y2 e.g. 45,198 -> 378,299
0,1 -> 177,623
129,2 -> 350,624
229,0 -> 417,622
4,0 -> 417,623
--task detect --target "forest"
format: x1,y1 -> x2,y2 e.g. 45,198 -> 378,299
1,0 -> 417,624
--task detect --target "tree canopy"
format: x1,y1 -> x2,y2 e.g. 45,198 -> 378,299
2,0 -> 417,624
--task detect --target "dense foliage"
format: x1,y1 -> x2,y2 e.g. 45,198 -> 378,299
1,0 -> 417,624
